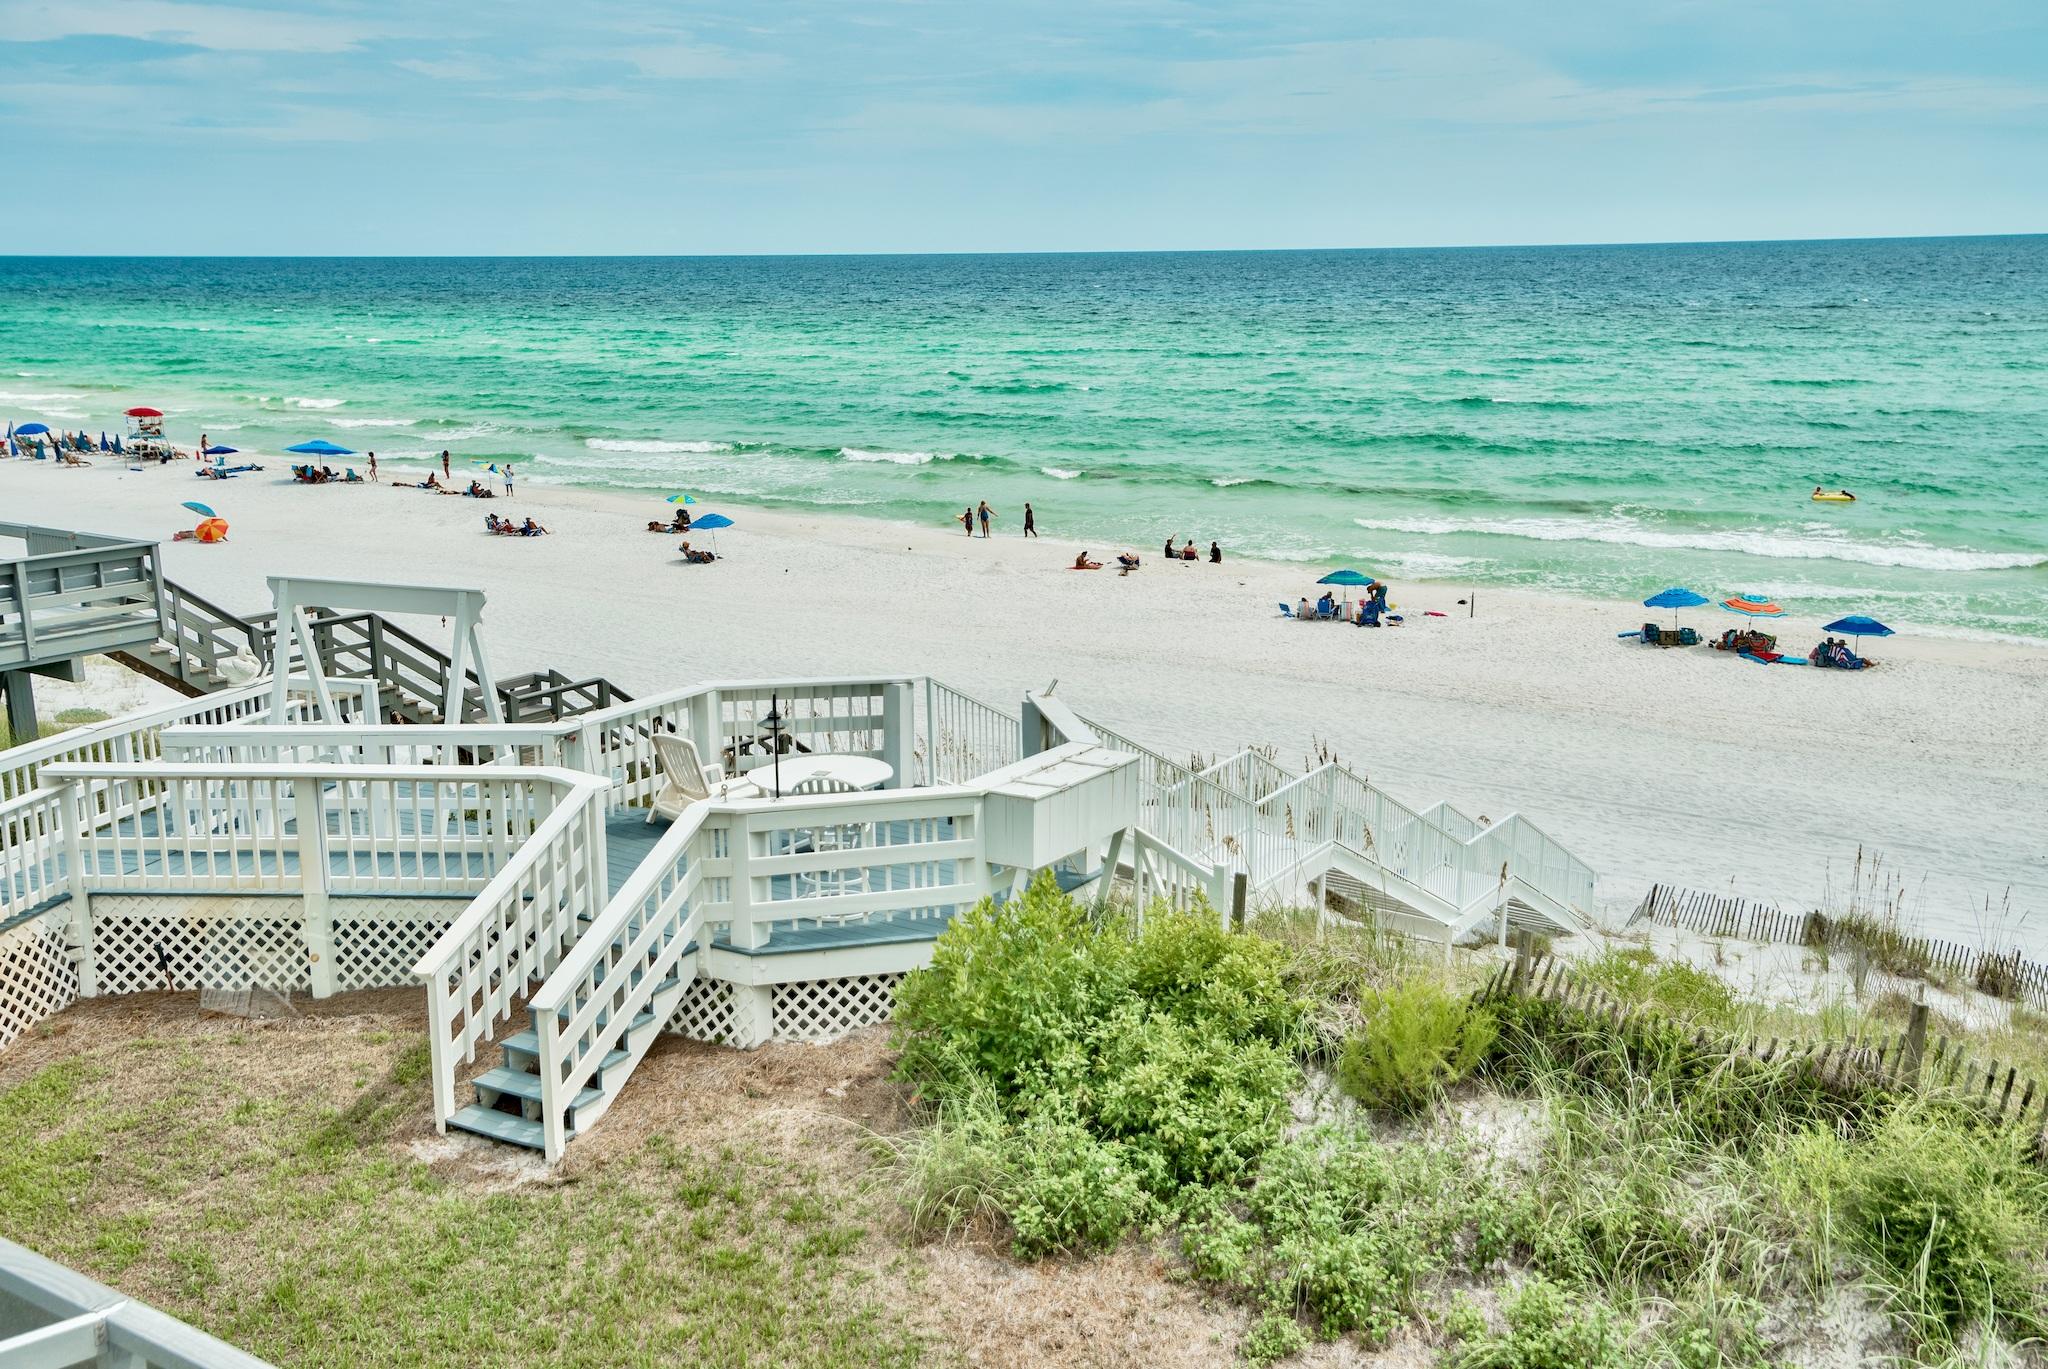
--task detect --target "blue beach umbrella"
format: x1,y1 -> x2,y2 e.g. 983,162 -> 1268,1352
203,445 -> 237,457
285,439 -> 354,456
1642,585 -> 1709,628
1316,568 -> 1376,587
16,422 -> 49,435
1823,614 -> 1894,645
182,501 -> 218,518
666,493 -> 696,505
686,511 -> 733,555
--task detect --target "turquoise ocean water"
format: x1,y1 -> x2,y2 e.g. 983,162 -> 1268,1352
2,239 -> 2043,637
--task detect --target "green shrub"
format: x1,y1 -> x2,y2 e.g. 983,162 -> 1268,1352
1182,1130 -> 1511,1344
1335,977 -> 1496,1114
1578,948 -> 1738,1027
1451,1278 -> 1640,1369
1239,1311 -> 1308,1365
1788,1107 -> 2048,1343
891,874 -> 1311,1254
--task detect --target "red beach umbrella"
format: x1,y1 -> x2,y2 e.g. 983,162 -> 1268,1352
124,407 -> 164,418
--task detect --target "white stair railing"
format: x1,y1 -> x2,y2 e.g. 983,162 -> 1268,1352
527,803 -> 726,1162
412,770 -> 611,1130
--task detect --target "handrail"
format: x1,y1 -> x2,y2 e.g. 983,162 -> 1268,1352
528,802 -> 714,1161
412,770 -> 612,1129
161,722 -> 570,767
0,681 -> 277,801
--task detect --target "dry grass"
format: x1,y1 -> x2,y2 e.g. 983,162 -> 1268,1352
0,991 -> 1278,1369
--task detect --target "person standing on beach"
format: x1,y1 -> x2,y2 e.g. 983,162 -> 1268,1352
504,463 -> 514,497
960,506 -> 974,536
441,450 -> 451,482
1023,503 -> 1036,537
977,501 -> 995,538
367,451 -> 378,482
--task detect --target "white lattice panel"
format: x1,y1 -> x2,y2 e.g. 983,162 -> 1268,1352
0,916 -> 79,1052
92,898 -> 310,996
665,977 -> 738,1045
772,973 -> 903,1042
332,901 -> 460,991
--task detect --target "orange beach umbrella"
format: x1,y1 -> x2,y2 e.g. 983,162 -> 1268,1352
1719,594 -> 1785,618
194,517 -> 229,543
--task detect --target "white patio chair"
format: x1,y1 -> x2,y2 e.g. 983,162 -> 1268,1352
647,734 -> 754,823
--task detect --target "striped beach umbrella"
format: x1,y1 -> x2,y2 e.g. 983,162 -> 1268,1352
1720,594 -> 1786,618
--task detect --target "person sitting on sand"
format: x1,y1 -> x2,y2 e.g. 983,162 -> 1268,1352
1181,540 -> 1197,561
672,510 -> 691,533
1163,536 -> 1176,560
521,517 -> 548,536
680,541 -> 715,564
1317,591 -> 1336,617
1116,552 -> 1140,574
1073,551 -> 1102,570
423,472 -> 443,490
1209,541 -> 1222,563
1297,597 -> 1311,618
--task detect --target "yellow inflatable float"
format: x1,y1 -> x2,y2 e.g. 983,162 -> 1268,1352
1811,489 -> 1856,502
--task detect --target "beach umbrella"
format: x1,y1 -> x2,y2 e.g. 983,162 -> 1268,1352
1720,594 -> 1785,619
1643,586 -> 1710,628
111,434 -> 124,453
1823,614 -> 1894,657
203,445 -> 237,457
687,511 -> 733,555
194,517 -> 229,544
182,501 -> 218,518
124,407 -> 163,418
99,431 -> 111,451
16,422 -> 48,435
284,439 -> 354,456
1316,568 -> 1376,586
665,493 -> 696,505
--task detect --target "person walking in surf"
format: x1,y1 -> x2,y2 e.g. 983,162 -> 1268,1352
959,506 -> 974,536
1023,503 -> 1037,537
977,501 -> 995,537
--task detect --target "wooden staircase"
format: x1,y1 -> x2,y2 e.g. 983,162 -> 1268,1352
109,573 -> 631,725
449,926 -> 698,1151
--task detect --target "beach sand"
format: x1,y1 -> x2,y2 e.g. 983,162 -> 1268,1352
4,457 -> 2044,949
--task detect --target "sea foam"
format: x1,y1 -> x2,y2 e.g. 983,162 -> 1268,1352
584,438 -> 731,454
1351,516 -> 2047,573
839,448 -> 944,465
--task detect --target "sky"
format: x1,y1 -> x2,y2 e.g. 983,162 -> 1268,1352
0,0 -> 2043,254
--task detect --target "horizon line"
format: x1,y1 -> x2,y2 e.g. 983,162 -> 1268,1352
1,230 -> 2043,262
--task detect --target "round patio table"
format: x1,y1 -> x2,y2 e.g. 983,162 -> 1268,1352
752,754 -> 894,797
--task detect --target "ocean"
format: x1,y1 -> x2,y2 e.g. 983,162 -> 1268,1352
2,239 -> 2043,638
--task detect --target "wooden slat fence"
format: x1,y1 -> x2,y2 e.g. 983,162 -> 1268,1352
1628,882 -> 2048,1013
1483,936 -> 2048,1150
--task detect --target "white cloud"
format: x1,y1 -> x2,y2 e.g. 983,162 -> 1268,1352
0,0 -> 389,53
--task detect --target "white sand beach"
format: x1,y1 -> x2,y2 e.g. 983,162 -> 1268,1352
5,457 -> 2044,949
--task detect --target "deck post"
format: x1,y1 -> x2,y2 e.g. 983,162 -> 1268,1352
881,682 -> 915,790
56,779 -> 96,997
1094,827 -> 1126,914
294,780 -> 336,998
1230,870 -> 1247,932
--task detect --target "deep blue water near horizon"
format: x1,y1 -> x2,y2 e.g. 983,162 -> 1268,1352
2,236 -> 2044,636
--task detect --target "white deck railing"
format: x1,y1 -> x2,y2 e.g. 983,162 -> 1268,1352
160,723 -> 571,769
924,680 -> 1020,785
35,760 -> 601,995
0,788 -> 66,928
0,677 -> 378,804
413,770 -> 611,1130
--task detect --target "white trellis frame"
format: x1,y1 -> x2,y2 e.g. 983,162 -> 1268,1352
266,575 -> 500,725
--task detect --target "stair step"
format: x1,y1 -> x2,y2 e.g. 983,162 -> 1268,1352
447,1104 -> 555,1151
472,1066 -> 604,1119
148,641 -> 174,656
498,1030 -> 628,1080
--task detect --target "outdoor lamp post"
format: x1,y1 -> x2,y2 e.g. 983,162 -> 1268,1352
762,694 -> 783,796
